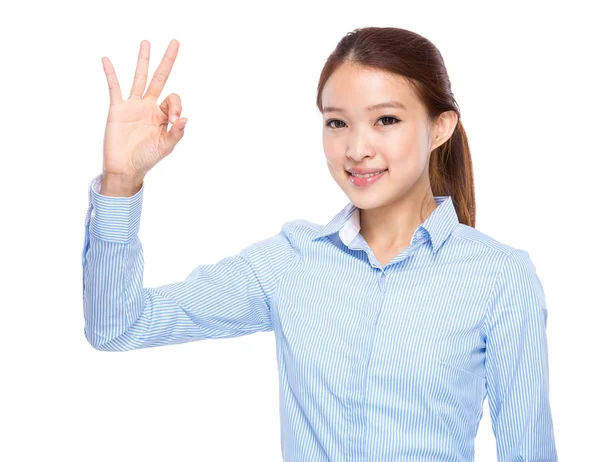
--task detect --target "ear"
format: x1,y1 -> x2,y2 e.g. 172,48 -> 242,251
430,110 -> 459,151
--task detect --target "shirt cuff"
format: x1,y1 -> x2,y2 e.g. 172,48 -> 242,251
88,173 -> 144,243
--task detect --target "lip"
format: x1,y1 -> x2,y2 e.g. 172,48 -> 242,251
346,167 -> 388,174
347,169 -> 387,187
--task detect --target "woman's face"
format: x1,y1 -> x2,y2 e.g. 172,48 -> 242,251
321,62 -> 437,210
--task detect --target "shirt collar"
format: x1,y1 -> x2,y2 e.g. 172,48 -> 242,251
310,196 -> 459,254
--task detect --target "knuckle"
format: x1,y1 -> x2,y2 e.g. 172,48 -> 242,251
152,72 -> 168,83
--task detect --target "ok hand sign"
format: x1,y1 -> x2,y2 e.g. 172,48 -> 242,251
101,39 -> 188,185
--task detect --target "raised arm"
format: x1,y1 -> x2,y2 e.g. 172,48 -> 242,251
483,249 -> 558,461
82,174 -> 299,351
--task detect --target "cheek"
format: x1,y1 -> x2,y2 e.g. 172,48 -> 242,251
414,120 -> 433,155
324,154 -> 337,170
323,143 -> 344,168
324,157 -> 342,181
387,125 -> 428,162
323,137 -> 339,158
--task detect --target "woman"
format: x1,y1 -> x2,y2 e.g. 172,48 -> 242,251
82,27 -> 557,461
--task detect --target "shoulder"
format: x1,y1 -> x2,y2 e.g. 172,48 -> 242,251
283,218 -> 323,234
238,218 -> 318,263
452,223 -> 528,258
456,225 -> 548,323
448,223 -> 541,292
277,218 -> 326,246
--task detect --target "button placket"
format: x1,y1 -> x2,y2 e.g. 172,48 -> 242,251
377,271 -> 386,291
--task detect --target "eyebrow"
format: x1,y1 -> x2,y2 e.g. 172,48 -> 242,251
322,100 -> 408,114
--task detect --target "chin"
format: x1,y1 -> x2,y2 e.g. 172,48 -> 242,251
345,193 -> 389,210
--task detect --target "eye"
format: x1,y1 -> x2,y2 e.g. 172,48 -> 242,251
324,116 -> 401,129
325,119 -> 346,129
377,116 -> 400,126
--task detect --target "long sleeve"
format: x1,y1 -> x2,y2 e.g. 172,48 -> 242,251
483,249 -> 558,461
81,174 -> 299,352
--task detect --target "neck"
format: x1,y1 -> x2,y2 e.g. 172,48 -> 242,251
359,188 -> 438,251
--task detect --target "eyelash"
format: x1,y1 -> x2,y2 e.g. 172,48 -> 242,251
324,116 -> 401,129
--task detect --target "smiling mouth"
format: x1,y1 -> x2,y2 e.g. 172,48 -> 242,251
347,169 -> 388,178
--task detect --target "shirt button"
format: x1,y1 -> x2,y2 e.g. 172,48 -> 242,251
378,272 -> 386,290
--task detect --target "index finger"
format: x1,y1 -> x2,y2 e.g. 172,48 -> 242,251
143,39 -> 180,101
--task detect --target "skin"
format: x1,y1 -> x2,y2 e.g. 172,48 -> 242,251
321,61 -> 458,262
100,39 -> 186,197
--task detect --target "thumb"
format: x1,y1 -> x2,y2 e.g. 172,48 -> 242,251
163,117 -> 188,153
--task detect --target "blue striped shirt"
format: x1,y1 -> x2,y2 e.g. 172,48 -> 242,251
82,173 -> 557,461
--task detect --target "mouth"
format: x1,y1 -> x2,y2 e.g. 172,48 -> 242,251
347,169 -> 388,178
346,169 -> 388,186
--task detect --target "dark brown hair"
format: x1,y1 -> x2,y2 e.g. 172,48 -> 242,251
316,27 -> 476,227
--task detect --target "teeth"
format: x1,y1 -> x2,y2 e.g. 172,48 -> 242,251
351,171 -> 385,178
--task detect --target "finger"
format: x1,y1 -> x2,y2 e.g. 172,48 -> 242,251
162,117 -> 188,154
143,39 -> 180,102
129,40 -> 150,99
102,56 -> 123,105
159,93 -> 182,123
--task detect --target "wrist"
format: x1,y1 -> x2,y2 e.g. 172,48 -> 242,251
100,172 -> 144,197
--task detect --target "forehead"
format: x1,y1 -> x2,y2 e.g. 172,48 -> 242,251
322,62 -> 418,111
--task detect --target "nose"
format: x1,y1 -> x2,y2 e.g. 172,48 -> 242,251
346,129 -> 375,162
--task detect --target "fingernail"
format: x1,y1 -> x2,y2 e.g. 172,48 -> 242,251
170,115 -> 177,123
181,119 -> 187,129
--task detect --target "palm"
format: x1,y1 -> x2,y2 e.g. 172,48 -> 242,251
103,99 -> 168,178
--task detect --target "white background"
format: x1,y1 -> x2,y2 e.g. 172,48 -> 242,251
1,0 -> 597,460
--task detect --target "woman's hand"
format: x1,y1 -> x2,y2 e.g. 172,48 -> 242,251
101,39 -> 187,185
